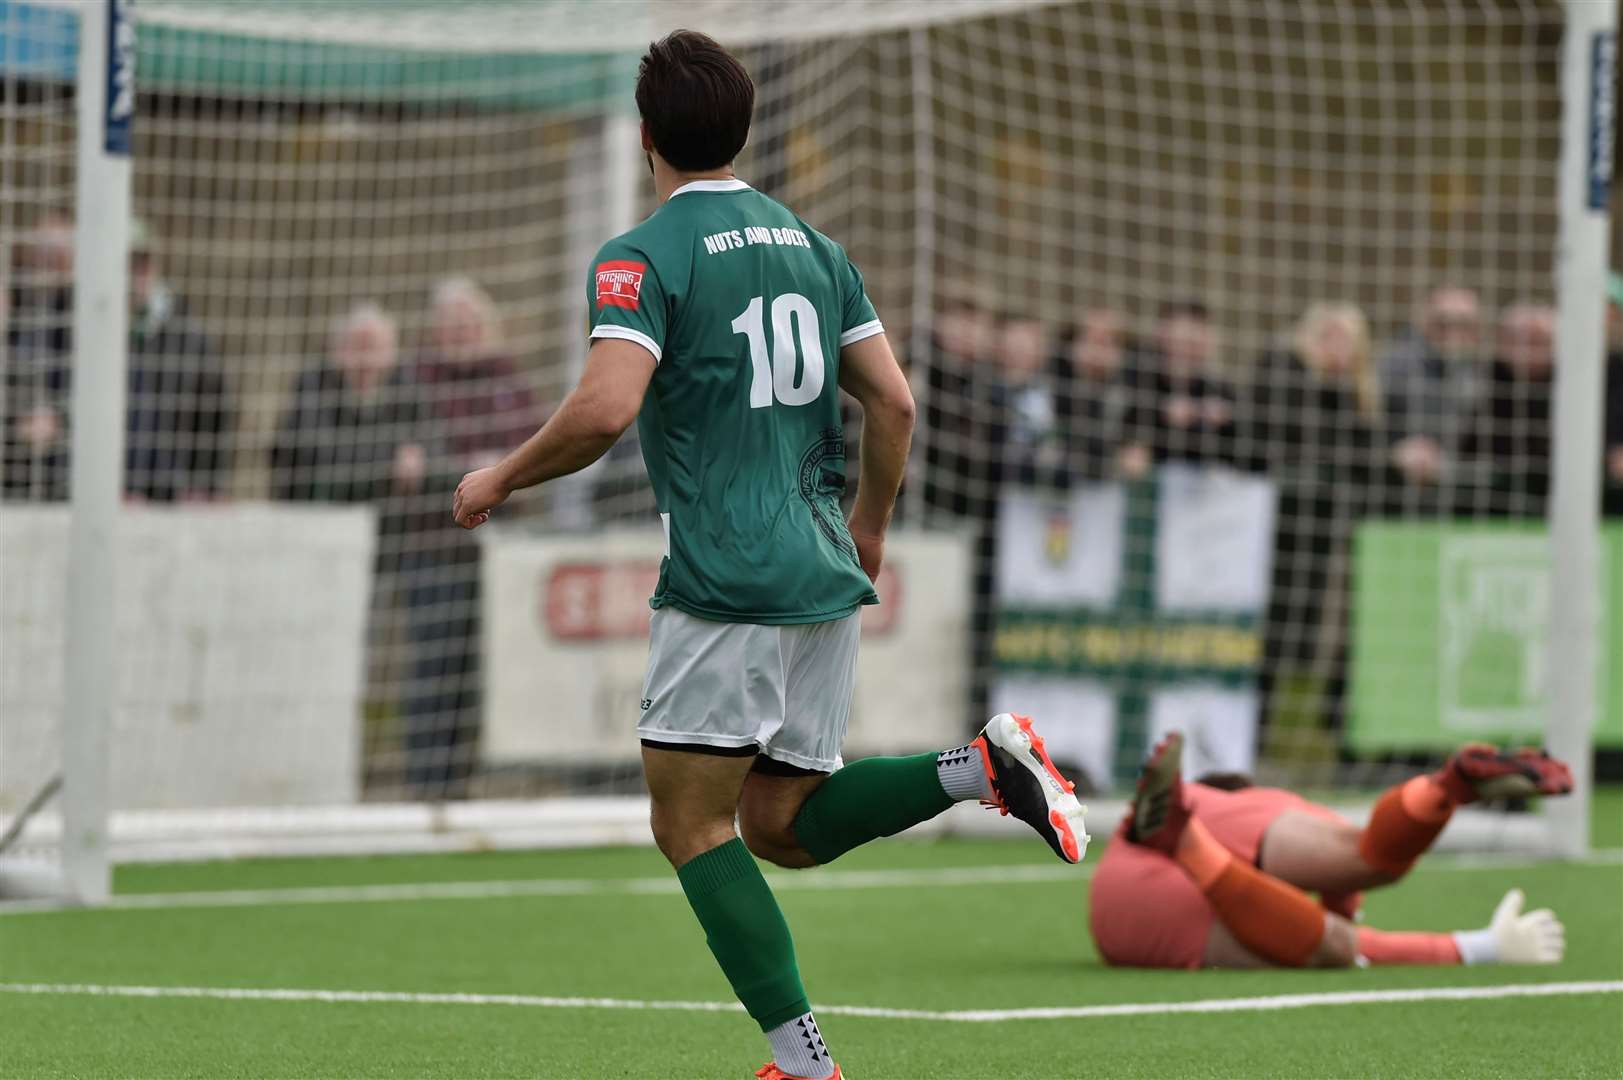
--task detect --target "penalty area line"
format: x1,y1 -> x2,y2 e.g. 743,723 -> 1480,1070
0,980 -> 1618,1023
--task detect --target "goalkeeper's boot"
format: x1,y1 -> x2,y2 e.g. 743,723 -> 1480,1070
971,713 -> 1089,864
1436,744 -> 1575,805
1125,730 -> 1190,856
755,1063 -> 843,1080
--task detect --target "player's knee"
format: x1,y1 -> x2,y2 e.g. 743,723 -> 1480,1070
738,814 -> 815,869
649,801 -> 735,869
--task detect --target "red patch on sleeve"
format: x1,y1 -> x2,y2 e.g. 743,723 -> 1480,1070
595,260 -> 646,310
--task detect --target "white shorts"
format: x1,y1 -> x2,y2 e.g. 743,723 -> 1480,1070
636,607 -> 861,774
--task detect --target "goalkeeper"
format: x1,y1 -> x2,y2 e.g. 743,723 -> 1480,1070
451,29 -> 1086,1080
1092,732 -> 1573,970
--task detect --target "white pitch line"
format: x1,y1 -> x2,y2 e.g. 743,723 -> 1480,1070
829,981 -> 1623,1022
1,980 -> 1618,1023
2,848 -> 1618,916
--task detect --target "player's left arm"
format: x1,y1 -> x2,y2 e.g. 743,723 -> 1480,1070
452,338 -> 655,529
839,331 -> 915,580
831,244 -> 912,578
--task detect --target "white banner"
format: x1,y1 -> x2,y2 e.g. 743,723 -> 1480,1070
1155,464 -> 1277,613
481,528 -> 973,764
995,482 -> 1125,609
0,505 -> 373,811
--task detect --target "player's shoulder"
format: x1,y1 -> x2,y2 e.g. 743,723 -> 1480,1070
592,214 -> 692,300
595,214 -> 670,262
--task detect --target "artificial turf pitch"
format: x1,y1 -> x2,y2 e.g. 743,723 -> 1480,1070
3,803 -> 1620,1079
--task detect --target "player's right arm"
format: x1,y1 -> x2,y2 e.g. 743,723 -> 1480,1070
452,338 -> 654,529
454,237 -> 667,529
838,331 -> 915,581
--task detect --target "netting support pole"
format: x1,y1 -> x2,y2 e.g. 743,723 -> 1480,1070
1546,0 -> 1615,860
62,0 -> 134,905
605,111 -> 639,243
904,26 -> 934,525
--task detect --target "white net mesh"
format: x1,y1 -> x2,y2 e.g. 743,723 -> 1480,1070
1,0 -> 1612,865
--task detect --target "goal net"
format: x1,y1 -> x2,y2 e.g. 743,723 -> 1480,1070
0,0 -> 1611,889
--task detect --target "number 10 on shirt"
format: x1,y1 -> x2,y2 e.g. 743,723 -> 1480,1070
731,293 -> 825,408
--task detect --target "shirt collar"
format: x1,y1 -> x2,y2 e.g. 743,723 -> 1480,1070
667,177 -> 751,200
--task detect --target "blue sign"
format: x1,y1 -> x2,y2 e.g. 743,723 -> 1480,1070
1592,30 -> 1616,212
104,0 -> 135,157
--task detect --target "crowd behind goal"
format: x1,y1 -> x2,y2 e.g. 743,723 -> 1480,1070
6,206 -> 1622,796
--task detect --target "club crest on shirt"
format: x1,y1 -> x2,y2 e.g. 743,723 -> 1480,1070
595,260 -> 646,310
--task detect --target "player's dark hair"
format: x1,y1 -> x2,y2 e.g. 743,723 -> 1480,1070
1194,771 -> 1255,792
636,30 -> 755,172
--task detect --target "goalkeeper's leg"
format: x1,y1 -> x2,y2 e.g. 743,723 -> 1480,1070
1259,743 -> 1575,897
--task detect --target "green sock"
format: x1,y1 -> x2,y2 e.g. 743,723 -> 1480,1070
676,838 -> 810,1031
792,752 -> 954,865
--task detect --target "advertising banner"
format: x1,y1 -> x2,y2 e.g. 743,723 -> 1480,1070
1350,523 -> 1623,750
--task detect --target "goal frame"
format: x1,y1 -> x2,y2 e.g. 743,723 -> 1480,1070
5,0 -> 1613,903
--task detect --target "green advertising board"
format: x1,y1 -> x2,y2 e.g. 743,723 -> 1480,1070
1349,523 -> 1623,751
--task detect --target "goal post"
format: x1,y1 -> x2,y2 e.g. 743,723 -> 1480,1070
59,0 -> 133,905
0,0 -> 1614,892
1545,0 -> 1617,860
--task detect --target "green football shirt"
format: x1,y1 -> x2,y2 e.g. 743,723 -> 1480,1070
586,177 -> 884,625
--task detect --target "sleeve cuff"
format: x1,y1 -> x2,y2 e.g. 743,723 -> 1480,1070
838,319 -> 884,348
589,324 -> 662,364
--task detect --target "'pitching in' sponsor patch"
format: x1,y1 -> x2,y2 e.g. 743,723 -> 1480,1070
595,261 -> 645,310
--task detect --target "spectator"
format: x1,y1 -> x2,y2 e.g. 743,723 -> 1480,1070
2,215 -> 74,500
397,277 -> 544,798
1245,302 -> 1384,733
1123,299 -> 1236,470
993,315 -> 1064,488
1461,304 -> 1556,518
1053,306 -> 1141,482
125,219 -> 231,502
269,303 -> 426,510
917,292 -> 1002,521
1380,285 -> 1486,492
1604,272 -> 1623,518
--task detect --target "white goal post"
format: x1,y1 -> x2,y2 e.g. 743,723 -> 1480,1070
1546,0 -> 1617,859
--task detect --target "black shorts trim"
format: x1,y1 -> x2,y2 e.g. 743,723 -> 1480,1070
638,739 -> 829,778
640,738 -> 756,758
751,755 -> 827,778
